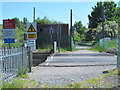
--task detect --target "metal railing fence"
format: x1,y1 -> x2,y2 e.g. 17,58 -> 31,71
0,47 -> 32,82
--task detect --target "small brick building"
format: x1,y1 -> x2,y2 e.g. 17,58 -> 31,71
36,24 -> 70,49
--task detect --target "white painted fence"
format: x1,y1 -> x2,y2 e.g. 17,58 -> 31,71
0,47 -> 32,82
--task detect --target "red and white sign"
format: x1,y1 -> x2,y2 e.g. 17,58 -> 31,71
3,19 -> 16,39
3,19 -> 15,29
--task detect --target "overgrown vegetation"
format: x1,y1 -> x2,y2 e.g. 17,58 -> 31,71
37,45 -> 52,53
18,66 -> 29,77
90,40 -> 117,52
89,43 -> 106,52
2,78 -> 40,88
108,40 -> 117,49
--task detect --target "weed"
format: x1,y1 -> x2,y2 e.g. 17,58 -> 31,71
65,82 -> 82,88
43,84 -> 60,88
59,48 -> 70,52
37,45 -> 52,53
18,66 -> 28,77
2,78 -> 40,88
2,82 -> 19,88
18,74 -> 31,79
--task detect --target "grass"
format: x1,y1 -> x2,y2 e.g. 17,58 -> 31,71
2,78 -> 40,88
59,47 -> 78,52
37,45 -> 52,53
59,48 -> 70,52
65,68 -> 120,88
89,40 -> 117,52
89,43 -> 106,52
2,42 -> 23,47
2,65 -> 39,88
38,45 -> 77,53
0,24 -> 2,29
108,40 -> 117,49
77,41 -> 97,46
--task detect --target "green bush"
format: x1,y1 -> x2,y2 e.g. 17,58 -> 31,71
90,43 -> 106,52
90,40 -> 117,52
108,40 -> 117,49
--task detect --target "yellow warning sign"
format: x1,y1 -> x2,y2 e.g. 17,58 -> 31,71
27,24 -> 36,32
28,33 -> 37,39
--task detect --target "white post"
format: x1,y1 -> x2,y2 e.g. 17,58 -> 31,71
54,41 -> 57,53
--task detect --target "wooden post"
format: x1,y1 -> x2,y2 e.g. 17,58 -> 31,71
28,47 -> 33,72
33,7 -> 35,22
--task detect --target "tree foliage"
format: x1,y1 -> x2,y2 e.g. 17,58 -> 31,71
74,21 -> 87,41
88,1 -> 117,29
35,17 -> 61,24
23,17 -> 28,25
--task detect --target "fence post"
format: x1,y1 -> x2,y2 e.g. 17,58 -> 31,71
0,48 -> 3,89
28,47 -> 33,72
22,47 -> 24,68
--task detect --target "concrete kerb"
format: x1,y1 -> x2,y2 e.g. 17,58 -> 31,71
39,64 -> 116,67
40,52 -> 57,66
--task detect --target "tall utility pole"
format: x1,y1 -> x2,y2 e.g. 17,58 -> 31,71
70,9 -> 72,36
102,5 -> 105,39
70,9 -> 73,51
33,7 -> 35,22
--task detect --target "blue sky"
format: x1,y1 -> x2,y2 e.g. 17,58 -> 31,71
1,1 -> 120,27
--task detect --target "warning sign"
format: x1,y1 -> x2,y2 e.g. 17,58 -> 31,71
28,33 -> 37,39
27,22 -> 36,32
28,24 -> 36,32
27,22 -> 37,39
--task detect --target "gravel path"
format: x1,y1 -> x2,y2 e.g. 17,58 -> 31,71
28,49 -> 117,87
28,65 -> 116,87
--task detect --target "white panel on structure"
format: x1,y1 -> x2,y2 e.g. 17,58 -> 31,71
27,40 -> 36,51
3,29 -> 16,38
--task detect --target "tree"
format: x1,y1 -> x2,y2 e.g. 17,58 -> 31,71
23,17 -> 28,25
103,1 -> 117,21
35,17 -> 60,24
88,2 -> 103,28
74,21 -> 86,35
117,6 -> 120,37
74,21 -> 87,41
12,17 -> 21,28
88,1 -> 117,29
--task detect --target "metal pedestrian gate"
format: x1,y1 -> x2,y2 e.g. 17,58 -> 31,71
0,47 -> 32,82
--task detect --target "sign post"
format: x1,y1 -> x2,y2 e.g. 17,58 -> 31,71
27,22 -> 37,51
3,19 -> 16,47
